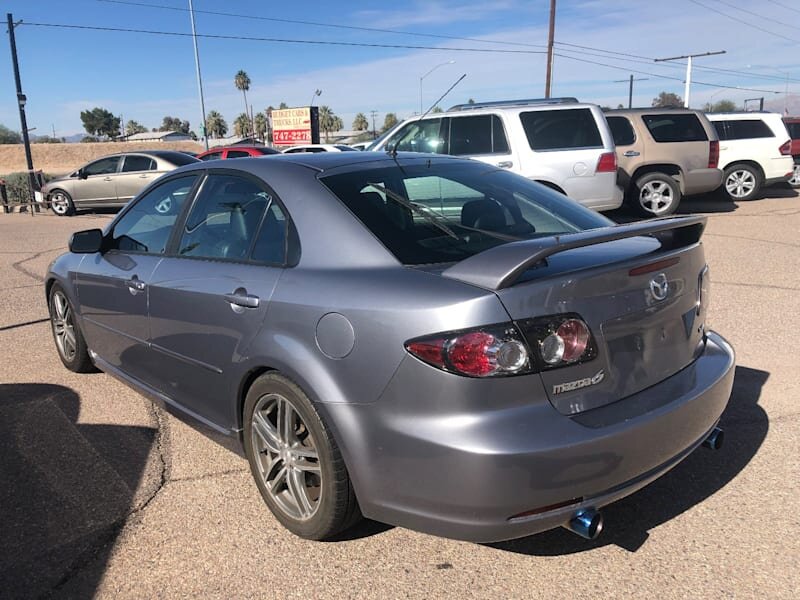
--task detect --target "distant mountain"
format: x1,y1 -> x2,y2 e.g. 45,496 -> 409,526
763,93 -> 800,117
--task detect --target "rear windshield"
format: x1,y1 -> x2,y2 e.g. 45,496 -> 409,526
321,162 -> 610,265
520,108 -> 603,151
155,151 -> 200,166
642,113 -> 708,143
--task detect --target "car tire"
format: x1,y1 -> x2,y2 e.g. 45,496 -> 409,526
723,163 -> 762,201
788,162 -> 800,189
631,172 -> 681,217
49,189 -> 75,216
49,284 -> 94,373
243,372 -> 361,540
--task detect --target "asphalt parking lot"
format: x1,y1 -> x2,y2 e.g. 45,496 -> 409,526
1,191 -> 799,599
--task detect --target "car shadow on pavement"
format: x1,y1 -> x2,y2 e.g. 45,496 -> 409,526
489,365 -> 769,556
0,383 -> 158,599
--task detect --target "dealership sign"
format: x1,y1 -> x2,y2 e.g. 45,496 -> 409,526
271,106 -> 320,146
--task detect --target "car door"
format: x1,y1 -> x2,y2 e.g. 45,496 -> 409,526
115,154 -> 159,205
446,113 -> 516,172
75,174 -> 200,383
145,172 -> 287,429
606,115 -> 643,181
72,156 -> 122,204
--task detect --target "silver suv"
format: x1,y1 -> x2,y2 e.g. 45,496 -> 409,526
373,99 -> 623,212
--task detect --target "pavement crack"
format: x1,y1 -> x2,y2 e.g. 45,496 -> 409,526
170,468 -> 249,484
0,318 -> 49,332
714,281 -> 800,292
11,246 -> 63,283
704,232 -> 800,248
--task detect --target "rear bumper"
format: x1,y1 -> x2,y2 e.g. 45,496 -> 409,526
763,156 -> 794,183
325,331 -> 735,542
564,173 -> 625,212
683,168 -> 724,196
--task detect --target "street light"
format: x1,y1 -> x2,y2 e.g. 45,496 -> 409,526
310,89 -> 322,107
420,60 -> 455,114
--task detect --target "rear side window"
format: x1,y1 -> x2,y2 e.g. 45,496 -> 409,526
122,155 -> 156,172
227,150 -> 252,158
785,121 -> 800,139
200,151 -> 222,161
721,119 -> 774,140
520,108 -> 603,151
642,114 -> 708,142
606,116 -> 636,146
385,118 -> 445,153
448,115 -> 509,155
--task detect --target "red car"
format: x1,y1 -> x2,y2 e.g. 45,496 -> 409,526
196,145 -> 280,161
782,117 -> 800,187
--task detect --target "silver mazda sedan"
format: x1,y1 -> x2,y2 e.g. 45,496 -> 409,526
45,153 -> 734,542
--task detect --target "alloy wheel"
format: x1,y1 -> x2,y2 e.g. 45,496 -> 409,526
725,169 -> 756,199
51,291 -> 77,362
789,164 -> 800,187
50,191 -> 71,215
250,393 -> 322,521
639,180 -> 674,215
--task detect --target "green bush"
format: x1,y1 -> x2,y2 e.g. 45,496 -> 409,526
1,172 -> 55,204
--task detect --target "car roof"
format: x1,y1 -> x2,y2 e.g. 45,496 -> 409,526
200,145 -> 271,151
605,107 -> 704,114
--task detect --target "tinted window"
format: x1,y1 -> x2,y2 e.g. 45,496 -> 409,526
642,114 -> 708,142
200,151 -> 222,161
724,119 -> 774,140
520,108 -> 603,151
606,116 -> 636,146
321,163 -> 609,265
156,151 -> 199,166
227,150 -> 251,159
178,175 -> 270,261
334,145 -> 358,151
712,121 -> 726,140
122,155 -> 156,172
251,203 -> 287,264
448,115 -> 509,155
386,118 -> 445,153
84,157 -> 120,176
110,175 -> 197,254
255,147 -> 280,155
785,121 -> 800,139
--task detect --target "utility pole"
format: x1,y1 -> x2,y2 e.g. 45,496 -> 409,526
188,0 -> 209,150
6,13 -> 37,207
614,75 -> 649,108
370,110 -> 378,139
544,0 -> 556,98
654,50 -> 726,108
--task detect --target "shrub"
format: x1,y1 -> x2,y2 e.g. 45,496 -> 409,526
1,172 -> 55,204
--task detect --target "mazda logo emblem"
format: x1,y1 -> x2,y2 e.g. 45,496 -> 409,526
650,273 -> 669,301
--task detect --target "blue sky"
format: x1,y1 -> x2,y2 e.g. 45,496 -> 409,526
2,0 -> 800,138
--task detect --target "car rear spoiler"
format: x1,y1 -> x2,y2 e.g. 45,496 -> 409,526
441,215 -> 707,290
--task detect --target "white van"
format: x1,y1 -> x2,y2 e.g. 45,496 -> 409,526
706,112 -> 794,200
373,99 -> 624,212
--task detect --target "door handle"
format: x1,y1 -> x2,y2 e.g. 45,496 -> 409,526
623,150 -> 640,157
125,276 -> 146,294
138,174 -> 150,178
496,161 -> 513,169
224,290 -> 260,309
720,146 -> 728,151
103,176 -> 113,181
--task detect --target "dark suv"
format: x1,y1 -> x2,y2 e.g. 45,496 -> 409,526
605,108 -> 723,216
782,117 -> 800,188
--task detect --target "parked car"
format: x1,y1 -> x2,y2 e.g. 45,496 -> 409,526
371,98 -> 623,213
783,116 -> 800,187
43,151 -> 199,216
196,145 -> 281,161
707,112 -> 793,201
47,152 -> 734,543
349,141 -> 372,151
282,144 -> 359,153
604,108 -> 722,216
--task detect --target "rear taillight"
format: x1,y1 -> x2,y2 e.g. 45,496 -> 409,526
779,140 -> 792,156
596,152 -> 617,173
406,314 -> 598,377
405,324 -> 531,377
708,140 -> 719,169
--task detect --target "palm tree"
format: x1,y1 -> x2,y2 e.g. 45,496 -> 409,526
234,70 -> 252,135
352,112 -> 369,131
233,112 -> 251,138
205,110 -> 228,139
382,113 -> 399,133
253,112 -> 267,141
319,105 -> 343,142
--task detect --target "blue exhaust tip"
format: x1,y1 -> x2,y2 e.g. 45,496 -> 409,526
565,508 -> 603,540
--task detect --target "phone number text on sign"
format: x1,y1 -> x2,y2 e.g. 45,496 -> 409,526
274,129 -> 312,145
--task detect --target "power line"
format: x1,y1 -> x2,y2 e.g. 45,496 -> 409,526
763,0 -> 800,13
95,0 -> 550,51
553,53 -> 782,94
687,0 -> 800,44
20,21 -> 547,54
707,0 -> 797,28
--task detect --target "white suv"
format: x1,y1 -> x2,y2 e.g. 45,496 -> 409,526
706,112 -> 794,201
373,99 -> 623,212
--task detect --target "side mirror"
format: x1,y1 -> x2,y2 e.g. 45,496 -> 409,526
78,169 -> 88,180
69,229 -> 104,254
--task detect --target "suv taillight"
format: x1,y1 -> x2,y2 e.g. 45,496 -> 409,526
596,152 -> 617,173
779,140 -> 792,156
708,140 -> 719,169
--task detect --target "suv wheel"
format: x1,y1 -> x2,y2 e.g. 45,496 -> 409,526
789,163 -> 800,189
632,173 -> 680,217
723,164 -> 762,201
